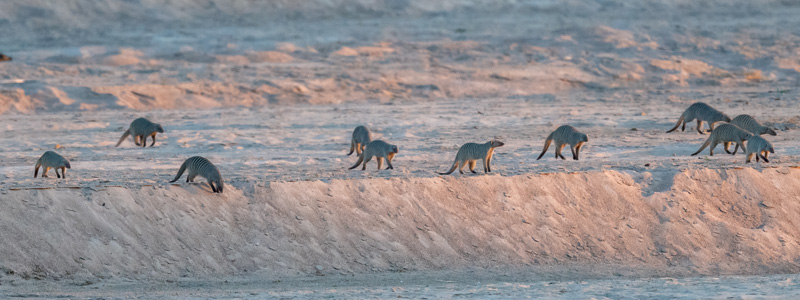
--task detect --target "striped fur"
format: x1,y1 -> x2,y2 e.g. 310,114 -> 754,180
690,123 -> 753,156
348,140 -> 398,170
725,114 -> 777,155
536,125 -> 589,160
116,117 -> 165,148
0,53 -> 10,62
34,151 -> 71,178
169,156 -> 224,193
666,102 -> 731,134
348,125 -> 372,156
745,136 -> 774,163
439,140 -> 504,175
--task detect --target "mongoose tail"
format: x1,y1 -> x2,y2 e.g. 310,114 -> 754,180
690,138 -> 713,156
438,160 -> 460,175
169,161 -> 189,183
348,140 -> 356,156
536,134 -> 554,160
348,155 -> 364,170
666,113 -> 686,133
115,129 -> 131,147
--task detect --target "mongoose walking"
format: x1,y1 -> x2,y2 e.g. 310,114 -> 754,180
439,140 -> 504,175
536,125 -> 589,160
348,125 -> 371,156
744,135 -> 774,163
34,151 -> 71,178
169,156 -> 224,193
666,102 -> 731,134
116,117 -> 165,148
348,140 -> 398,170
690,123 -> 753,156
725,114 -> 777,154
0,53 -> 10,62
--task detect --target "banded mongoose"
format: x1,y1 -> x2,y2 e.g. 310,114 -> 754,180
666,102 -> 731,134
34,151 -> 71,178
116,117 -> 165,148
725,114 -> 777,154
744,135 -> 774,163
690,123 -> 753,156
439,140 -> 504,175
348,140 -> 398,170
0,53 -> 10,62
348,125 -> 371,156
169,156 -> 224,193
536,125 -> 589,160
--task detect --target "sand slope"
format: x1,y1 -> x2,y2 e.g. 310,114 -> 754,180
2,168 -> 800,280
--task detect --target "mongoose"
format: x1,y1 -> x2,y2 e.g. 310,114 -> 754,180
348,140 -> 398,170
348,125 -> 371,156
536,125 -> 589,160
0,53 -> 10,62
34,151 -> 71,178
725,114 -> 777,154
439,140 -> 504,175
666,102 -> 731,134
116,117 -> 165,148
690,123 -> 753,156
744,135 -> 774,163
169,156 -> 224,193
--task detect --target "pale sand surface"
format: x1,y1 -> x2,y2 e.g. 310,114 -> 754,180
1,0 -> 800,298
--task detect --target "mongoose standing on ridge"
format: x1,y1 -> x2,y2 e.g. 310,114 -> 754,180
34,151 -> 71,178
536,125 -> 589,160
439,140 -> 504,175
169,156 -> 224,193
0,53 -> 11,62
690,123 -> 752,156
725,114 -> 777,154
348,140 -> 398,170
666,102 -> 731,134
348,125 -> 371,156
116,117 -> 165,148
744,135 -> 775,163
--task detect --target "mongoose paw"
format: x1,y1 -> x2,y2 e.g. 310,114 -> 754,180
471,171 -> 477,174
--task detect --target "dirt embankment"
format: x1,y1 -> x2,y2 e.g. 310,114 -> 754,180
1,167 -> 799,281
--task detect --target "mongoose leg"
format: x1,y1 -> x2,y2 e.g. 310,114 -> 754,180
482,157 -> 489,173
61,167 -> 66,179
362,156 -> 372,170
210,181 -> 217,193
556,144 -> 566,160
696,120 -> 705,134
43,167 -> 50,178
764,151 -> 770,160
55,168 -> 61,178
376,157 -> 383,170
458,162 -> 465,174
468,160 -> 477,174
681,120 -> 686,132
760,153 -> 769,163
385,155 -> 394,170
141,135 -> 147,148
576,143 -> 584,160
34,165 -> 40,178
150,133 -> 156,147
746,153 -> 753,163
709,141 -> 718,156
723,142 -> 732,154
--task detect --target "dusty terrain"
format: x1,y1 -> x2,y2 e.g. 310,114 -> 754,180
2,0 -> 800,298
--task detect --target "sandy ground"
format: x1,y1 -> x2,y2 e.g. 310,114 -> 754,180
2,0 -> 800,298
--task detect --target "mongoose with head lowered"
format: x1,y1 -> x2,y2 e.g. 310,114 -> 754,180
690,123 -> 753,156
439,140 -> 504,175
348,125 -> 371,156
744,135 -> 774,163
116,117 -> 165,148
0,53 -> 11,62
348,140 -> 398,170
666,102 -> 731,134
725,114 -> 778,154
34,151 -> 71,178
536,125 -> 589,160
169,156 -> 224,193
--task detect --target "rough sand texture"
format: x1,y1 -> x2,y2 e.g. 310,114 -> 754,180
1,0 -> 800,297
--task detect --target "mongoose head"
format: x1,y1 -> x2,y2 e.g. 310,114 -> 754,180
490,140 -> 504,147
0,54 -> 11,62
580,133 -> 589,143
65,161 -> 71,169
156,124 -> 165,133
765,127 -> 777,136
722,114 -> 732,123
768,145 -> 775,153
390,145 -> 399,153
